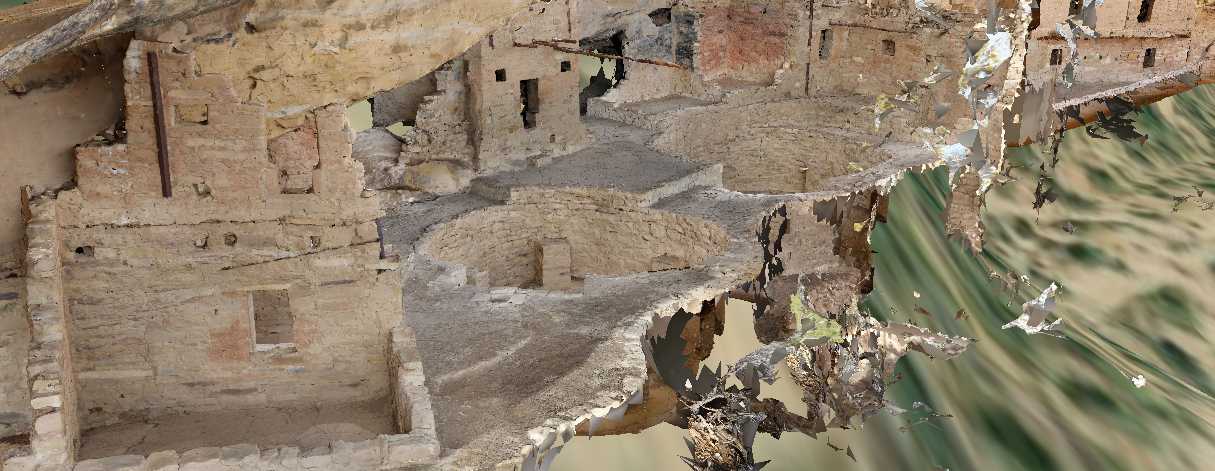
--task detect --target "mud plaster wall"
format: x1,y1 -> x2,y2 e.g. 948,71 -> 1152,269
467,9 -> 589,171
49,40 -> 401,430
0,39 -> 126,272
0,278 -> 29,438
652,100 -> 894,193
695,0 -> 801,85
1035,0 -> 1195,37
421,189 -> 729,287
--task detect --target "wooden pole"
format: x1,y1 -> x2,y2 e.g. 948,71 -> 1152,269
147,51 -> 173,198
514,40 -> 687,69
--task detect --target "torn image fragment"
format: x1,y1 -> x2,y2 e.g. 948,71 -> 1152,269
1002,283 -> 1063,335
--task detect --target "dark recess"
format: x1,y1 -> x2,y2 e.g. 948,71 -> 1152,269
649,8 -> 672,26
1143,48 -> 1156,68
1138,0 -> 1155,23
520,79 -> 539,129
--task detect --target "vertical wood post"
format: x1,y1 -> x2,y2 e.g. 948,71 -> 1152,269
148,51 -> 172,198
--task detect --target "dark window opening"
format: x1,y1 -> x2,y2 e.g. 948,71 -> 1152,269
1143,48 -> 1156,68
520,79 -> 539,129
253,289 -> 293,345
1050,48 -> 1064,66
488,35 -> 495,49
495,68 -> 507,82
560,60 -> 572,72
882,39 -> 896,56
74,246 -> 94,257
1068,0 -> 1082,16
819,29 -> 834,59
649,8 -> 672,26
1030,2 -> 1041,31
1137,0 -> 1154,23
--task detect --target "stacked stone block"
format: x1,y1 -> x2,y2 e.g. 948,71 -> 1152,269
535,239 -> 574,291
6,199 -> 79,471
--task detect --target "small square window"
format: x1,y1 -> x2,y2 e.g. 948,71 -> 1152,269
560,61 -> 572,72
882,40 -> 895,56
1050,48 -> 1063,66
495,69 -> 507,82
253,289 -> 293,346
1143,48 -> 1156,68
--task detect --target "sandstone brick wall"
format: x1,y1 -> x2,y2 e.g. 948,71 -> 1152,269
652,99 -> 896,193
397,60 -> 477,194
420,189 -> 729,288
0,39 -> 403,471
63,236 -> 399,428
76,42 -> 364,205
1036,0 -> 1196,37
467,4 -> 590,171
7,198 -> 81,470
55,326 -> 440,471
807,7 -> 972,108
1027,36 -> 1195,97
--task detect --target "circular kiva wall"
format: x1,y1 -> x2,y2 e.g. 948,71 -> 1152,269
420,192 -> 729,288
653,99 -> 894,194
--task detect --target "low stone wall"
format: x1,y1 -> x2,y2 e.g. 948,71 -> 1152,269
54,326 -> 440,471
653,100 -> 895,193
4,198 -> 81,471
420,189 -> 730,287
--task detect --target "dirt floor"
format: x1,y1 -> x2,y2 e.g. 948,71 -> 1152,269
77,396 -> 396,459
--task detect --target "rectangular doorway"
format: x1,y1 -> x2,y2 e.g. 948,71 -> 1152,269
520,79 -> 539,129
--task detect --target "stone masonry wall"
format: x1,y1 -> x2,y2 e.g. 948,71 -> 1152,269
468,4 -> 590,171
1027,36 -> 1195,98
397,60 -> 478,194
4,198 -> 81,471
805,1 -> 981,137
1035,0 -> 1195,38
421,189 -> 729,288
0,39 -> 405,471
56,40 -> 399,429
652,99 -> 896,193
61,326 -> 440,471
